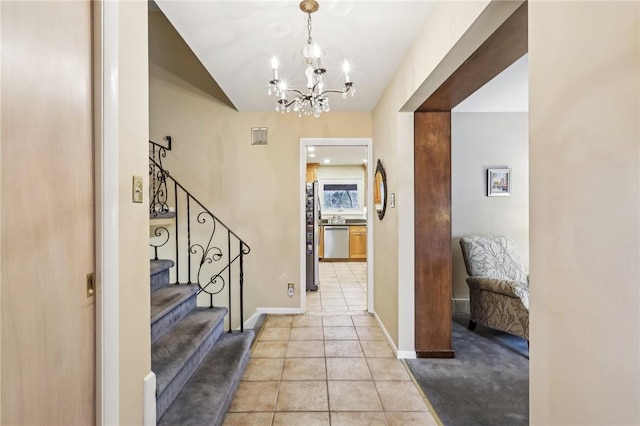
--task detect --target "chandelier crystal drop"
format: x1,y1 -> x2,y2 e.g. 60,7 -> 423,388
268,0 -> 355,118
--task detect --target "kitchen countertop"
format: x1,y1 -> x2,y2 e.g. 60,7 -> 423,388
321,220 -> 367,226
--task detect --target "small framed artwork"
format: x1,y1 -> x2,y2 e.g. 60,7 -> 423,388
487,168 -> 511,196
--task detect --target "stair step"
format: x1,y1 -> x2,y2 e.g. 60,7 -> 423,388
151,284 -> 199,343
151,211 -> 177,219
150,259 -> 174,292
158,330 -> 254,426
153,307 -> 228,420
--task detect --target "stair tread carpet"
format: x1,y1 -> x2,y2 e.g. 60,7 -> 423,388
158,330 -> 255,426
151,308 -> 227,395
150,259 -> 174,277
151,284 -> 198,324
151,211 -> 177,219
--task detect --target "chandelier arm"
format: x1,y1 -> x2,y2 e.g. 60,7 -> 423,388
318,89 -> 348,95
286,88 -> 307,97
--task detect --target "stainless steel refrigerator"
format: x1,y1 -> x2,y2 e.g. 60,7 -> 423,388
305,182 -> 320,291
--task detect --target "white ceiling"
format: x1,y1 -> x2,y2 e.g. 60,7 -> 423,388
453,54 -> 529,113
154,1 -> 436,112
306,145 -> 368,166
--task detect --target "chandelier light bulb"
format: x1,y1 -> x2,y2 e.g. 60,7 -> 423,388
271,56 -> 279,80
343,60 -> 351,83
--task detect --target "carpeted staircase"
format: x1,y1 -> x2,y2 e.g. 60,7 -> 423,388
150,259 -> 254,426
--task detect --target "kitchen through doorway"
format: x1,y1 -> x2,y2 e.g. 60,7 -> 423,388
299,138 -> 373,314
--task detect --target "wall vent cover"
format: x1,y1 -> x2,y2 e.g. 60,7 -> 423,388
251,127 -> 268,145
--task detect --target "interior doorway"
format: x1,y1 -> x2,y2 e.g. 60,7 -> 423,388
412,2 -> 528,357
299,138 -> 374,314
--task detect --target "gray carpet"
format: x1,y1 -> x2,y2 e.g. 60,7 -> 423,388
407,319 -> 528,426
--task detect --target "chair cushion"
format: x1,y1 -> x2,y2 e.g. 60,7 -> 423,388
466,276 -> 529,309
460,236 -> 528,283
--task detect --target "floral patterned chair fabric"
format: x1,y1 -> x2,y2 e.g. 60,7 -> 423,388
459,235 -> 529,341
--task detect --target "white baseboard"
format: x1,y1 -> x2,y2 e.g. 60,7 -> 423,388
372,310 -> 417,359
243,311 -> 262,329
452,298 -> 470,314
242,308 -> 305,330
256,307 -> 305,315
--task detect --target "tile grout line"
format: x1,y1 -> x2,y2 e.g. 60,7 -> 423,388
400,358 -> 445,426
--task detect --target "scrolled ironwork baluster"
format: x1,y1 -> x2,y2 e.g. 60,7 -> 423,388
148,140 -> 251,333
240,240 -> 244,332
174,180 -> 179,283
150,227 -> 170,260
227,230 -> 232,332
187,197 -> 191,284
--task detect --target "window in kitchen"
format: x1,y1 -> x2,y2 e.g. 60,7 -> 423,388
319,180 -> 363,213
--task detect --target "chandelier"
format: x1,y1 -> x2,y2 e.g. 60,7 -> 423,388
268,0 -> 355,118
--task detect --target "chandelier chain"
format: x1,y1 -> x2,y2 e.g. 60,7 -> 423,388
307,14 -> 313,45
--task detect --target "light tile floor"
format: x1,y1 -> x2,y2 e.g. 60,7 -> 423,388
307,262 -> 368,313
223,263 -> 439,425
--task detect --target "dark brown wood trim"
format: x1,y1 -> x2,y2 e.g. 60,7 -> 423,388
416,350 -> 455,359
417,2 -> 528,112
414,112 -> 453,357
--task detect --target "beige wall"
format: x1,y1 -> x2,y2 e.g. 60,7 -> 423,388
529,2 -> 640,424
451,112 -> 529,302
118,1 -> 151,424
149,66 -> 371,318
372,0 -> 525,350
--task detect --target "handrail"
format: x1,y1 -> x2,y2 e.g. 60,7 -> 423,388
149,137 -> 249,331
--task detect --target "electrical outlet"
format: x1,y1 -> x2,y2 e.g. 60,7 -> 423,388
287,283 -> 295,297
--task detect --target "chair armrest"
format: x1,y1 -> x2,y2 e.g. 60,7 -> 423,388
466,276 -> 529,300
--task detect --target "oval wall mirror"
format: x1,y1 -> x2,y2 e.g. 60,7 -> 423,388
374,159 -> 387,220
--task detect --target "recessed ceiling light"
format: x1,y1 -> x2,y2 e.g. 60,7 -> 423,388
308,153 -> 316,158
308,146 -> 316,152
324,159 -> 331,164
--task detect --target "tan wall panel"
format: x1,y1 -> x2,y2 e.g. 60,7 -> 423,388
1,1 -> 95,423
529,2 -> 640,423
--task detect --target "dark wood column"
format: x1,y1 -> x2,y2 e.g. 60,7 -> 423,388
414,112 -> 454,358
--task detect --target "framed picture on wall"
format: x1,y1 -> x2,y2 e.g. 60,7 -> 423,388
487,168 -> 511,196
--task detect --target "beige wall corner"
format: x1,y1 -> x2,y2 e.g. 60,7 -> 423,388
529,2 -> 640,424
118,1 -> 151,424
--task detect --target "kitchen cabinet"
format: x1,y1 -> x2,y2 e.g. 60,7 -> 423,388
319,225 -> 324,259
349,225 -> 367,259
306,163 -> 318,183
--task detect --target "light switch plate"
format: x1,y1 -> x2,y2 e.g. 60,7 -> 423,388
132,176 -> 143,203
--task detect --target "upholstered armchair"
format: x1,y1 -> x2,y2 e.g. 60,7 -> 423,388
459,236 -> 529,341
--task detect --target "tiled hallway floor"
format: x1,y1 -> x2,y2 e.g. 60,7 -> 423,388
223,263 -> 439,425
307,262 -> 368,312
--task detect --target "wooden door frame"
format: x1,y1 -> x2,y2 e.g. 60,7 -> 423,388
413,2 -> 528,357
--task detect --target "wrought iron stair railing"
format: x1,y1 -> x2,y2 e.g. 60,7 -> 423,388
149,137 -> 250,331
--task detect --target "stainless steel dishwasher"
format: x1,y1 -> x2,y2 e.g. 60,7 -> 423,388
323,225 -> 350,259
